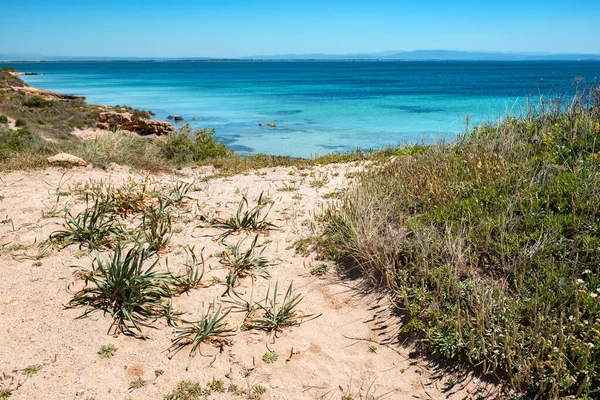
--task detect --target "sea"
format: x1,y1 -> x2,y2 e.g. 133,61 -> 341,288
8,60 -> 600,158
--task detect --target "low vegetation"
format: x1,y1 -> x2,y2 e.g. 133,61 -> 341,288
50,197 -> 123,249
68,244 -> 174,337
221,235 -> 273,296
98,344 -> 117,358
168,302 -> 234,369
44,174 -> 317,378
249,282 -> 319,334
323,88 -> 600,398
163,378 -> 266,399
158,125 -> 230,165
210,193 -> 276,239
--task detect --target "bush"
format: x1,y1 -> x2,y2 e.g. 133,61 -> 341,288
324,89 -> 600,398
159,124 -> 229,165
67,133 -> 166,171
0,128 -> 40,160
0,66 -> 17,72
23,95 -> 52,108
0,115 -> 8,124
14,119 -> 26,127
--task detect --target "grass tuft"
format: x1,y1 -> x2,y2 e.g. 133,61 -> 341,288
50,197 -> 122,249
171,246 -> 206,294
211,193 -> 276,238
168,301 -> 234,369
249,282 -> 319,334
68,243 -> 173,337
221,235 -> 273,296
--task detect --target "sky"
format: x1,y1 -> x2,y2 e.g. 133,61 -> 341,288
2,0 -> 599,58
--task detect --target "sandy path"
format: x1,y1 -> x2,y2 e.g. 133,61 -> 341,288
0,163 -> 485,399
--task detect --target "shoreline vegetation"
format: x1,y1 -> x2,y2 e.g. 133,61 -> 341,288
2,65 -> 600,398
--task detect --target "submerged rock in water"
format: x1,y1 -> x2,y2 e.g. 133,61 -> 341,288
173,115 -> 184,122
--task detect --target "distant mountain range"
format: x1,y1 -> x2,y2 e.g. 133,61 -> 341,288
243,50 -> 600,61
1,50 -> 600,62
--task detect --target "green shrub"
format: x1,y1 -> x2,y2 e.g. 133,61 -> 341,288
324,89 -> 600,398
23,95 -> 52,108
14,119 -> 26,127
0,66 -> 17,72
0,128 -> 39,160
159,124 -> 229,165
0,115 -> 8,124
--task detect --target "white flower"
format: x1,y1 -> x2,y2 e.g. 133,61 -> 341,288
577,279 -> 584,284
583,269 -> 592,274
569,315 -> 574,321
592,293 -> 598,299
588,343 -> 594,349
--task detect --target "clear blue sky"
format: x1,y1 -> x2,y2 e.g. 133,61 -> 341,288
2,0 -> 599,57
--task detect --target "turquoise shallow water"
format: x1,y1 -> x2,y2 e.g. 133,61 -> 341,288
9,61 -> 600,157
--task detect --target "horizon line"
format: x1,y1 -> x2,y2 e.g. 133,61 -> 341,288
2,49 -> 600,62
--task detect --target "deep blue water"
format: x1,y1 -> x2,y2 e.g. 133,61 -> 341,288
8,61 -> 600,157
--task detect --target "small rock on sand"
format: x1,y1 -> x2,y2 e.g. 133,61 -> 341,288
47,153 -> 87,166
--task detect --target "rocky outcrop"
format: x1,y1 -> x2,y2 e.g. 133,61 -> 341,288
96,111 -> 174,136
3,86 -> 85,101
47,153 -> 87,166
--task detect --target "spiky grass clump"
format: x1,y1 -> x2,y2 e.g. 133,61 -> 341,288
168,301 -> 234,369
50,197 -> 121,249
139,197 -> 173,253
249,282 -> 318,333
211,193 -> 276,238
171,246 -> 206,294
221,235 -> 272,296
324,89 -> 600,398
68,244 -> 173,337
169,180 -> 195,207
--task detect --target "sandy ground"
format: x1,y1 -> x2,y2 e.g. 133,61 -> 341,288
4,116 -> 16,130
0,162 -> 492,399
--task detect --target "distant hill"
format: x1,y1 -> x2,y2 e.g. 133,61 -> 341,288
1,50 -> 599,62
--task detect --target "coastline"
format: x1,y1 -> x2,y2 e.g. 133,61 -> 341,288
2,68 -> 176,141
8,60 -> 600,158
0,68 -> 381,173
